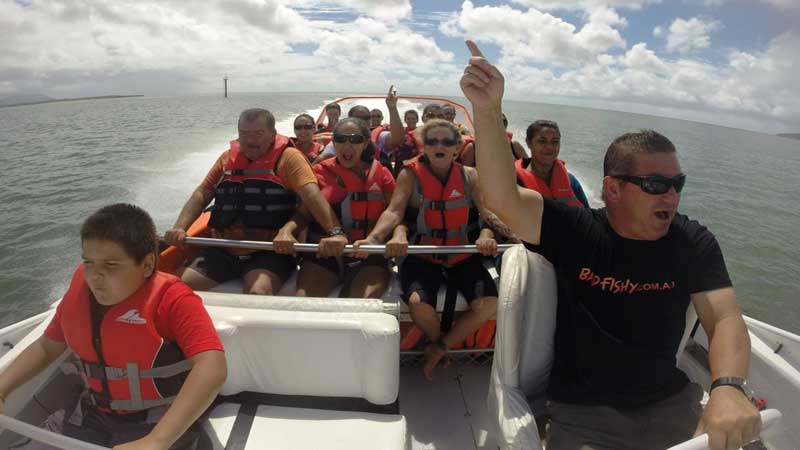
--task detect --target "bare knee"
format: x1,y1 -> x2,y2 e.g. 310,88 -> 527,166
471,296 -> 497,318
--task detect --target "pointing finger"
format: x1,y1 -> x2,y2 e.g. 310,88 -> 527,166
466,40 -> 484,58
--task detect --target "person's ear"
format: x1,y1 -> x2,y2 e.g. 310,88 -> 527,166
602,176 -> 622,203
143,252 -> 156,278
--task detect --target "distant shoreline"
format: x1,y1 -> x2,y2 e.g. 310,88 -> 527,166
777,133 -> 800,140
0,95 -> 144,108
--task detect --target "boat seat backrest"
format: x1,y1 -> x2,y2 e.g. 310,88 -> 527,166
200,291 -> 394,314
207,305 -> 400,405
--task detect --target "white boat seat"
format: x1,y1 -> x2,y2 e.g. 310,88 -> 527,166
203,403 -> 407,450
207,305 -> 400,405
203,306 -> 406,449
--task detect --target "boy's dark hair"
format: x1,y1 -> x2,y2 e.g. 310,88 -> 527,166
81,204 -> 158,264
603,129 -> 676,176
326,103 -> 342,112
404,109 -> 418,119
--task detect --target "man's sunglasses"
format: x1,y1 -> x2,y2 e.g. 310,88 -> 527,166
294,124 -> 314,130
332,134 -> 367,144
424,137 -> 459,147
612,174 -> 686,195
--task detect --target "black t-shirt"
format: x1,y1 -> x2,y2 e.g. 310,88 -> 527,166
524,199 -> 732,407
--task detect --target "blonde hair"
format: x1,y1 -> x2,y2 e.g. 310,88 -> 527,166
418,119 -> 463,145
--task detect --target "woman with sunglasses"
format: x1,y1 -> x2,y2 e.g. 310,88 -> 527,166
515,120 -> 590,208
278,118 -> 397,298
291,114 -> 324,163
353,119 -> 500,381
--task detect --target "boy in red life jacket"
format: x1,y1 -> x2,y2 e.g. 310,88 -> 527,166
352,119 -> 501,381
0,204 -> 226,450
275,118 -> 399,299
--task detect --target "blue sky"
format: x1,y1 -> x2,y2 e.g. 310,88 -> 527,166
1,0 -> 798,132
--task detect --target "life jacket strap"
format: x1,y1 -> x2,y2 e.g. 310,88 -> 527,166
349,192 -> 384,202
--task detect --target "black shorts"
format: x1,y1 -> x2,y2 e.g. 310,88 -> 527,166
400,254 -> 498,307
187,247 -> 296,283
302,253 -> 389,278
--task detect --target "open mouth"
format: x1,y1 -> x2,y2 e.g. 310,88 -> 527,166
434,152 -> 446,158
341,153 -> 353,162
654,210 -> 671,221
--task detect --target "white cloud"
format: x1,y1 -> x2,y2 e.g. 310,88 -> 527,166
440,1 -> 626,67
500,32 -> 800,127
292,0 -> 412,20
511,0 -> 658,11
654,16 -> 721,53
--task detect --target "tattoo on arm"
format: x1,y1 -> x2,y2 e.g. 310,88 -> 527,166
482,211 -> 521,243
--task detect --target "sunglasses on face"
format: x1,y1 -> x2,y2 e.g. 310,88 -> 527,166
424,137 -> 459,147
294,124 -> 314,130
612,174 -> 686,195
332,133 -> 367,144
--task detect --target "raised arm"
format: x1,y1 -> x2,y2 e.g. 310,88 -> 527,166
386,86 -> 405,150
461,40 -> 544,245
691,287 -> 760,450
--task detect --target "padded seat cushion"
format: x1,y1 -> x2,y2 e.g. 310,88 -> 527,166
203,403 -> 407,450
207,305 -> 400,405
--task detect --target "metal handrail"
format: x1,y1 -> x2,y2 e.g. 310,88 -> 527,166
163,236 -> 514,255
0,415 -> 111,450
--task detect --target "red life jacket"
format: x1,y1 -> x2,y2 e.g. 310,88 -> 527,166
515,158 -> 583,207
60,267 -> 191,414
406,157 -> 479,265
314,158 -> 391,241
290,138 -> 323,162
370,123 -> 391,144
208,135 -> 297,230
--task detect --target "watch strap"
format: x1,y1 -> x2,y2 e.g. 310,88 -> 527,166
710,377 -> 747,395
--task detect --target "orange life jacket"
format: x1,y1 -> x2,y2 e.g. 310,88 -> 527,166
313,158 -> 390,241
515,158 -> 583,207
406,157 -> 480,265
60,267 -> 191,414
208,135 -> 297,230
290,138 -> 323,162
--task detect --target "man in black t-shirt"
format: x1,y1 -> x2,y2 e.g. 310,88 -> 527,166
460,40 -> 761,450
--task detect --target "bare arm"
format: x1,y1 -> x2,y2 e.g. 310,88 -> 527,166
461,40 -> 544,245
691,287 -> 760,449
511,140 -> 527,159
0,336 -> 66,413
164,187 -> 214,246
386,86 -> 405,150
466,167 -> 519,242
295,183 -> 341,232
460,142 -> 476,167
364,169 -> 413,243
116,350 -> 227,450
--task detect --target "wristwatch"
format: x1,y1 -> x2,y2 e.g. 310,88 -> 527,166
710,377 -> 748,396
326,226 -> 345,237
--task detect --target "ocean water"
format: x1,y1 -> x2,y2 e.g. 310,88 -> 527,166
0,93 -> 798,333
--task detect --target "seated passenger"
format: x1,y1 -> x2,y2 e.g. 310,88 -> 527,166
314,87 -> 406,171
276,118 -> 397,298
354,119 -> 499,380
458,113 -> 525,166
165,108 -> 344,295
291,113 -> 323,162
516,120 -> 589,208
441,103 -> 470,136
404,109 -> 419,133
0,204 -> 226,449
370,108 -> 385,129
463,39 -> 760,450
316,102 -> 341,133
